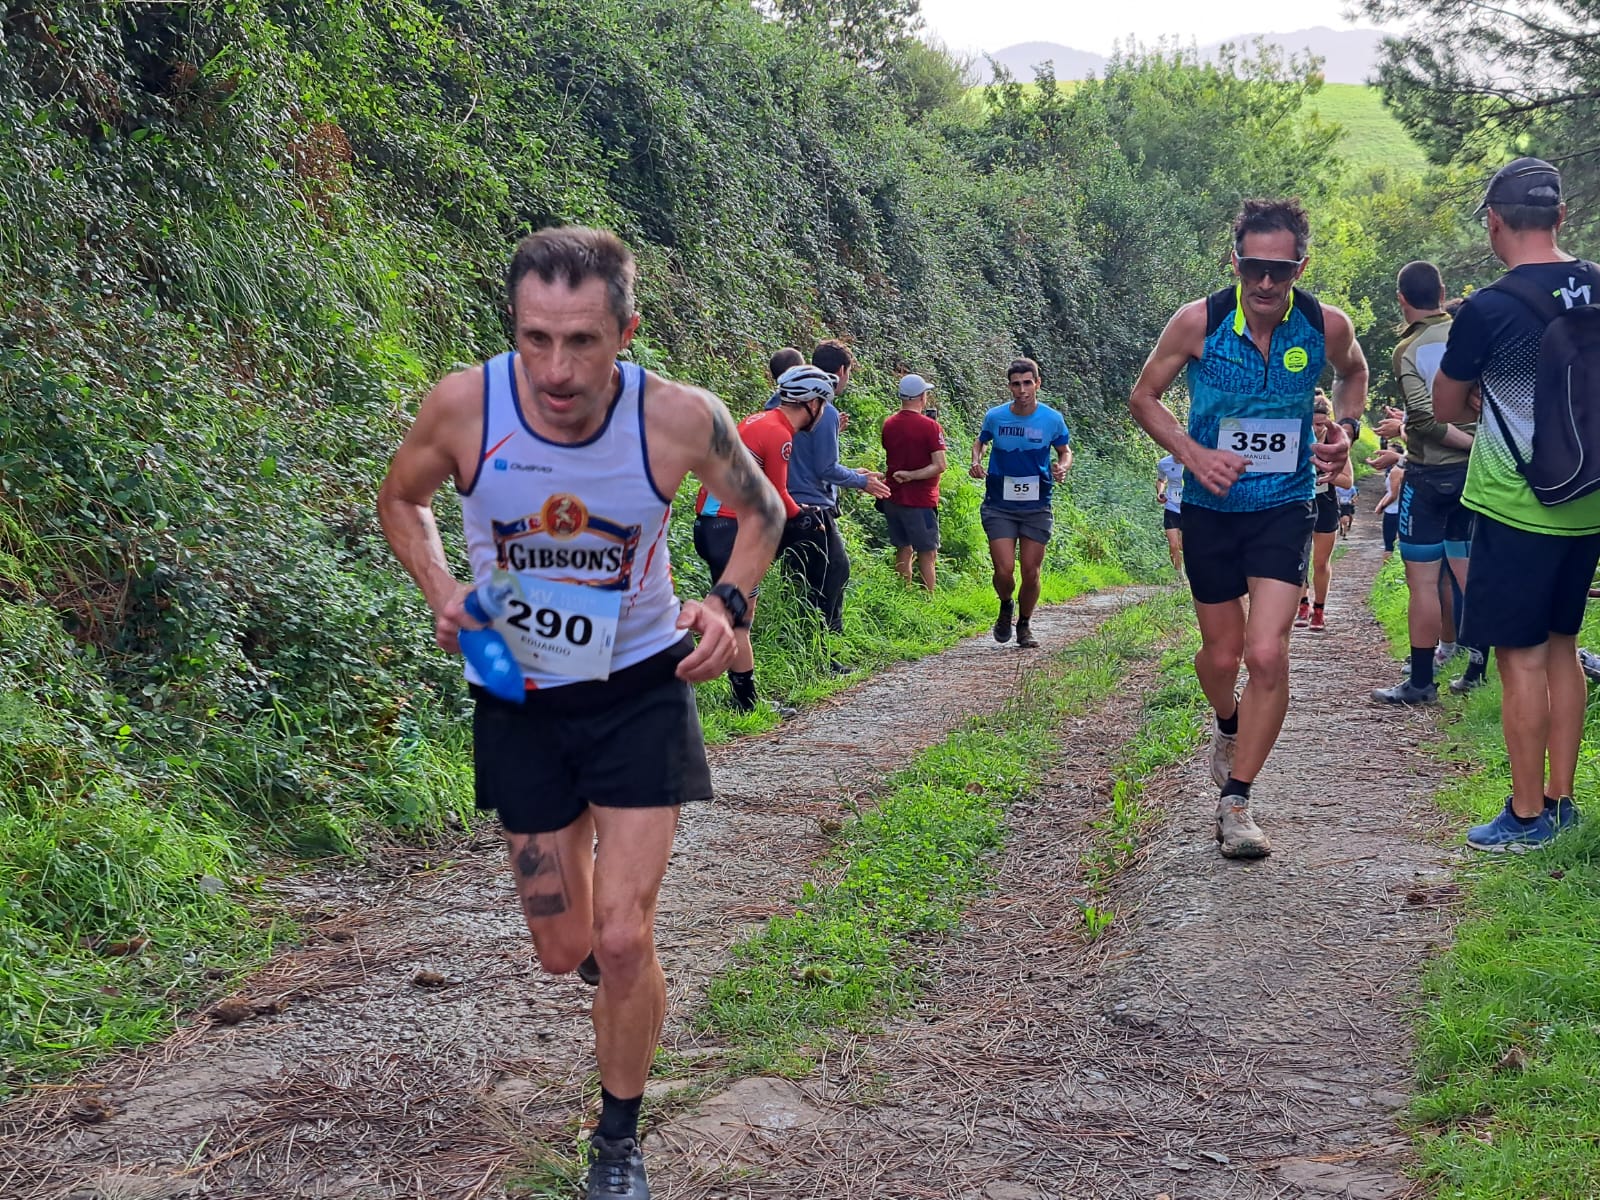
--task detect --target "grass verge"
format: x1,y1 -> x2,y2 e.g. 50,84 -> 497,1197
1078,623 -> 1208,931
1369,553 -> 1600,1198
700,589 -> 1193,1076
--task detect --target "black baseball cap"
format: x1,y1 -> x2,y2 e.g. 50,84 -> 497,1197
1477,157 -> 1562,215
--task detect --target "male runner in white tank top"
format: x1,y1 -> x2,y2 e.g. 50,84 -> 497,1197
378,226 -> 783,1199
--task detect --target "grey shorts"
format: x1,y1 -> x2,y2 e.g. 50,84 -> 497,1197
883,502 -> 940,552
980,503 -> 1053,545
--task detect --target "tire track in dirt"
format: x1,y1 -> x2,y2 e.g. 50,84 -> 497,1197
655,484 -> 1461,1200
0,588 -> 1154,1200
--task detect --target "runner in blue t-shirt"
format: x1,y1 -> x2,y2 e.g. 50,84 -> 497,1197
1157,453 -> 1185,575
968,357 -> 1072,649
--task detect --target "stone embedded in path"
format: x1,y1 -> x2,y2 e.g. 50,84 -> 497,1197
652,1076 -> 830,1168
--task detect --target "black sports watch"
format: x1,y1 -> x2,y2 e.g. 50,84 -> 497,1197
1338,417 -> 1361,442
707,582 -> 752,629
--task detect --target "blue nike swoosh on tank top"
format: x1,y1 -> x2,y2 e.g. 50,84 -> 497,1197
1184,285 -> 1327,513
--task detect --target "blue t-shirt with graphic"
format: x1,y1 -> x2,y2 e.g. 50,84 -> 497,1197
978,402 -> 1070,511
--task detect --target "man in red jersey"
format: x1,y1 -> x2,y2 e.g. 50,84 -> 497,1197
880,373 -> 948,590
693,364 -> 833,713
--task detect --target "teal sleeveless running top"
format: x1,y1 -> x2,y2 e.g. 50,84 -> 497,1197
1184,285 -> 1327,513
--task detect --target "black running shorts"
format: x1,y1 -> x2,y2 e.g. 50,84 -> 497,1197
1460,515 -> 1600,649
472,636 -> 714,834
692,514 -> 760,597
1398,463 -> 1473,561
1313,488 -> 1341,535
1180,500 -> 1315,605
1162,509 -> 1182,531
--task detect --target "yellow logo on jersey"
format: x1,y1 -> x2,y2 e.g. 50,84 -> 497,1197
1283,347 -> 1309,373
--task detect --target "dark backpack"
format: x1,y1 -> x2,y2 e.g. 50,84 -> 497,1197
1483,260 -> 1600,506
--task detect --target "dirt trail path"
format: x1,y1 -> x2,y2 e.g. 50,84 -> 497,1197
654,487 -> 1461,1200
0,589 -> 1153,1200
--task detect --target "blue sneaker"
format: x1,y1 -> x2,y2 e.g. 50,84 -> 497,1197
1546,795 -> 1582,831
1466,799 -> 1557,853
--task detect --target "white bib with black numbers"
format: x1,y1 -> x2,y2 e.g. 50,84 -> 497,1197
1217,417 -> 1300,474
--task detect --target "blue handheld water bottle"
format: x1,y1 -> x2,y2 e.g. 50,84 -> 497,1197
460,584 -> 524,704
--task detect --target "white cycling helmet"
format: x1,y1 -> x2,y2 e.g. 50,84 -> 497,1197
775,364 -> 837,404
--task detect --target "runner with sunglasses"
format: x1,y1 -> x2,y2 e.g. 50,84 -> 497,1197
1129,198 -> 1369,859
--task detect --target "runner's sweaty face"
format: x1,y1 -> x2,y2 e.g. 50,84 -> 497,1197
511,274 -> 639,440
1007,372 -> 1039,410
1234,229 -> 1306,321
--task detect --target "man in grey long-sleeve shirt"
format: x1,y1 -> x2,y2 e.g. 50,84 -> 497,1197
765,340 -> 889,645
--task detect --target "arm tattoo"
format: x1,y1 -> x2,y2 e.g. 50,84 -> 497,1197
710,407 -> 785,536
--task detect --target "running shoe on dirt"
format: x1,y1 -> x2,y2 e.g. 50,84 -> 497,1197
1208,727 -> 1237,790
1308,607 -> 1326,632
587,1134 -> 649,1199
1014,620 -> 1038,649
1216,799 -> 1271,859
768,700 -> 799,719
1294,599 -> 1311,628
1371,679 -> 1438,705
576,953 -> 601,986
1466,799 -> 1556,853
1449,674 -> 1486,695
1547,795 -> 1582,831
993,600 -> 1014,644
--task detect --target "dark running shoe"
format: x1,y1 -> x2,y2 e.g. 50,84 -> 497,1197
575,953 -> 601,987
587,1135 -> 649,1199
1371,679 -> 1438,705
1014,620 -> 1038,649
993,601 -> 1014,644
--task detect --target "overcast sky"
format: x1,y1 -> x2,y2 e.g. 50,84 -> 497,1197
919,0 -> 1385,57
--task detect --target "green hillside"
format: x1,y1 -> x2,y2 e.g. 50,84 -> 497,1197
1307,83 -> 1431,176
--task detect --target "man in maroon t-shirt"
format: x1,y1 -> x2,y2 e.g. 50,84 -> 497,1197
881,374 -> 948,590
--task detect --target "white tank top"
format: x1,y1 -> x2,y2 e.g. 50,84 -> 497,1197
1386,464 -> 1404,514
458,353 -> 681,690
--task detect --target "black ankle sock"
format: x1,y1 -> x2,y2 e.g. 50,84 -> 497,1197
1410,645 -> 1436,689
1461,645 -> 1488,682
1221,776 -> 1252,801
597,1087 -> 642,1141
1313,602 -> 1325,611
728,669 -> 757,713
1216,708 -> 1239,737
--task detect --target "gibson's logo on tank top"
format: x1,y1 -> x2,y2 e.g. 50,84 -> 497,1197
492,494 -> 641,590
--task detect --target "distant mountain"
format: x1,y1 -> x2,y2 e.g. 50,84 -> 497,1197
983,41 -> 1107,83
1200,27 -> 1387,85
983,27 -> 1388,86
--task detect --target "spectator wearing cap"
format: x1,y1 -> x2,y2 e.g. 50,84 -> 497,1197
880,374 -> 948,590
1433,156 -> 1600,851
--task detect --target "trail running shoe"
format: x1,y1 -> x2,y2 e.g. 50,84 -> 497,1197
994,601 -> 1014,644
1449,673 -> 1486,695
1466,799 -> 1556,853
1580,647 -> 1600,683
576,953 -> 601,986
1371,679 -> 1438,705
1015,620 -> 1038,649
587,1135 -> 650,1199
1209,727 -> 1237,790
768,700 -> 799,719
1435,641 -> 1462,668
1216,799 -> 1271,859
1547,795 -> 1582,831
1294,599 -> 1311,629
1308,607 -> 1326,632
